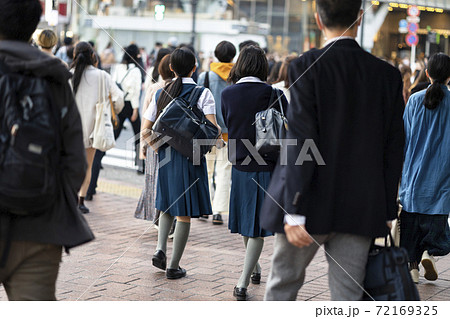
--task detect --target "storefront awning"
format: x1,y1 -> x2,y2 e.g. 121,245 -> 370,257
377,0 -> 450,11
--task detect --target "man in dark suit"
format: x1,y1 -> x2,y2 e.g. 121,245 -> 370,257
261,0 -> 405,300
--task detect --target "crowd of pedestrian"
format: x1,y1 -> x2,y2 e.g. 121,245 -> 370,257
0,0 -> 449,302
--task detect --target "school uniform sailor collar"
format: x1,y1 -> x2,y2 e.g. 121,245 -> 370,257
179,77 -> 197,84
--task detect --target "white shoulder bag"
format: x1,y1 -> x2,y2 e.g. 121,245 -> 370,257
90,72 -> 116,151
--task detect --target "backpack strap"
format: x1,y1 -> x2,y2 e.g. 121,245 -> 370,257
119,65 -> 135,86
204,71 -> 210,89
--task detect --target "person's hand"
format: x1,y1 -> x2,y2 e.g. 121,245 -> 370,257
140,144 -> 147,160
284,224 -> 313,248
216,138 -> 226,149
386,221 -> 393,229
131,109 -> 139,122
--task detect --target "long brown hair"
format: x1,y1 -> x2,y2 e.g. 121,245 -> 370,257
71,42 -> 96,94
277,56 -> 296,88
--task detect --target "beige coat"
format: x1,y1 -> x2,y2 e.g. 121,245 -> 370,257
72,66 -> 124,148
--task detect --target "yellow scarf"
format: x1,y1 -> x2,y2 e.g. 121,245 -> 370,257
210,62 -> 234,81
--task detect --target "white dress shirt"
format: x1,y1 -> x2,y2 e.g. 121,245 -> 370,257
323,36 -> 356,47
143,77 -> 216,122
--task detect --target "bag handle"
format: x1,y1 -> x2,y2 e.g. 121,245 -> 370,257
385,231 -> 396,248
98,71 -> 103,103
275,89 -> 285,118
187,86 -> 205,112
266,88 -> 285,118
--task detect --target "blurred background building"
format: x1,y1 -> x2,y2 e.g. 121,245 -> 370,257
37,1 -> 450,60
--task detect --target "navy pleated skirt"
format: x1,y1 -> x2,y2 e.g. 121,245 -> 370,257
228,168 -> 274,238
155,146 -> 212,217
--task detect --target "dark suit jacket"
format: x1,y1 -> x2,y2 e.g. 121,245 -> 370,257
260,39 -> 405,238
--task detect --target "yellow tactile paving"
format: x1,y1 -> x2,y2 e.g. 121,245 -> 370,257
97,179 -> 142,199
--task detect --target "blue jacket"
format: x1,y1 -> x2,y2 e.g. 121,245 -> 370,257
400,85 -> 450,215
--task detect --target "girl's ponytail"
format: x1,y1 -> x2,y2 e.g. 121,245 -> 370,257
71,42 -> 95,94
423,53 -> 450,110
154,48 -> 196,120
424,82 -> 444,110
156,77 -> 183,119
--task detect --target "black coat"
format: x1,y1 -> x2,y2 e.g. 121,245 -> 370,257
260,39 -> 405,238
0,41 -> 94,249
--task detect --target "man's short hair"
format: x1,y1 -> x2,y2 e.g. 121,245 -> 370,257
0,0 -> 42,42
64,37 -> 73,46
214,41 -> 236,63
316,0 -> 362,29
239,40 -> 259,51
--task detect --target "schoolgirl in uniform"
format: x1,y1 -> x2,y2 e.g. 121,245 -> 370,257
142,47 -> 221,279
221,45 -> 288,300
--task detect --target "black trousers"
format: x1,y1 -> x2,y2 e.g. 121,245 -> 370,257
87,150 -> 105,196
114,101 -> 144,172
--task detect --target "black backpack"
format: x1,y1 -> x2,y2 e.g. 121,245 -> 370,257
0,60 -> 61,216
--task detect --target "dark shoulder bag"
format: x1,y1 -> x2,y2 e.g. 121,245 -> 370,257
255,88 -> 287,155
363,233 -> 420,301
152,86 -> 220,162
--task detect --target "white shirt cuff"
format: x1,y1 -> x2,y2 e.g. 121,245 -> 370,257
284,214 -> 306,226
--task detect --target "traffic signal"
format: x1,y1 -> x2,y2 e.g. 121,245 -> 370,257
155,4 -> 165,21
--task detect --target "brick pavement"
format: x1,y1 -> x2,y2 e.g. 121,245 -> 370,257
1,177 -> 449,301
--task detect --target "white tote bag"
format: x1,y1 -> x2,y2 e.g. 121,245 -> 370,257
90,72 -> 116,152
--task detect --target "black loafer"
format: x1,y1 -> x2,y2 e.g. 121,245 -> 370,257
199,215 -> 209,220
212,214 -> 224,225
152,250 -> 166,270
251,272 -> 261,285
78,204 -> 90,214
233,286 -> 247,301
166,267 -> 186,279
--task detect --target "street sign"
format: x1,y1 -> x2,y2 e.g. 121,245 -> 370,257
407,16 -> 420,23
399,19 -> 408,33
406,33 -> 419,47
408,23 -> 419,34
408,5 -> 420,17
399,19 -> 408,28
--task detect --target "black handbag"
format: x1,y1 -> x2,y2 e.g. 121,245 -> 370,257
255,88 -> 287,154
363,233 -> 420,301
152,86 -> 220,162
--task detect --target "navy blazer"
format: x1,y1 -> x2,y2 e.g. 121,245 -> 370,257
260,39 -> 405,238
